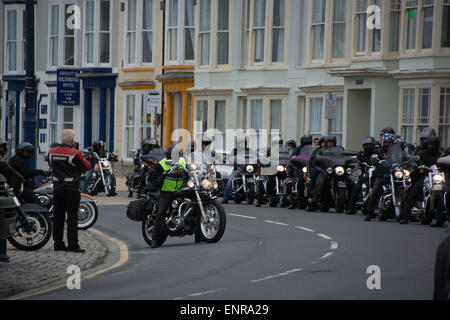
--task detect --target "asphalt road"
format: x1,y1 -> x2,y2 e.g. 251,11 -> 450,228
28,202 -> 446,300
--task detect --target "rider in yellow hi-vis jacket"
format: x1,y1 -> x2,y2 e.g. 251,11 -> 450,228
149,145 -> 186,248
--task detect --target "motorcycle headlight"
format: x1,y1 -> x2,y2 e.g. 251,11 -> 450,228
213,182 -> 219,190
191,164 -> 198,170
335,166 -> 345,176
277,165 -> 285,173
102,161 -> 110,167
346,168 -> 352,175
201,178 -> 212,189
327,167 -> 333,174
394,170 -> 404,179
246,165 -> 254,173
141,164 -> 145,169
302,167 -> 308,174
403,169 -> 410,178
187,180 -> 195,189
433,174 -> 444,185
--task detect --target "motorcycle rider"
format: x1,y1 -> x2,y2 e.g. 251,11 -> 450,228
364,133 -> 397,221
306,136 -> 327,211
291,135 -> 313,157
255,137 -> 290,207
136,139 -> 163,197
308,136 -> 341,212
48,129 -> 92,252
81,140 -> 105,194
415,127 -> 437,155
346,136 -> 380,215
149,144 -> 186,248
9,142 -> 50,204
399,135 -> 442,224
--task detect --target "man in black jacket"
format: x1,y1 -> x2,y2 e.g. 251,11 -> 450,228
48,129 -> 91,252
9,142 -> 49,204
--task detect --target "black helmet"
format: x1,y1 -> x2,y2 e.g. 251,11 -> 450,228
362,136 -> 376,146
319,136 -> 327,146
426,136 -> 440,149
286,139 -> 297,149
93,140 -> 105,153
142,139 -> 159,154
380,127 -> 396,136
17,142 -> 35,156
300,135 -> 313,147
165,145 -> 175,159
0,140 -> 7,157
326,136 -> 337,144
419,127 -> 437,139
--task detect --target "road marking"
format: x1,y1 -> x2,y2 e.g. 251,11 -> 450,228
296,226 -> 315,232
229,213 -> 257,219
251,268 -> 303,283
189,288 -> 226,297
8,228 -> 129,300
319,252 -> 334,260
317,234 -> 332,240
264,220 -> 289,226
331,241 -> 338,250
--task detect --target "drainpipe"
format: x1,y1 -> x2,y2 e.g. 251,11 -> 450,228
160,0 -> 166,147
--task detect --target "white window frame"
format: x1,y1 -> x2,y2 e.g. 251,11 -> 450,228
244,0 -> 289,68
48,0 -> 79,69
165,0 -> 196,65
196,0 -> 233,70
352,0 -> 384,58
124,0 -> 155,67
193,95 -> 231,133
307,0 -> 350,66
83,0 -> 113,66
4,5 -> 25,74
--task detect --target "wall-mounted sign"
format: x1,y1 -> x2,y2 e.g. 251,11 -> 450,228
145,90 -> 161,114
325,92 -> 337,120
57,69 -> 80,106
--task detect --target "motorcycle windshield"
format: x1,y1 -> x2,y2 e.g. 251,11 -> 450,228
322,146 -> 346,156
386,144 -> 403,168
300,145 -> 315,155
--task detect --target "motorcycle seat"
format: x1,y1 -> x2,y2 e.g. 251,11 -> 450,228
148,191 -> 160,199
21,203 -> 48,213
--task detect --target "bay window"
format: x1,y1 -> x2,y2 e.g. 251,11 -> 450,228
270,99 -> 282,131
196,101 -> 208,133
356,0 -> 367,53
332,0 -> 346,59
405,0 -> 418,50
5,6 -> 27,73
49,2 -> 77,68
199,0 -> 211,65
439,88 -> 450,147
372,0 -> 382,52
328,98 -> 343,145
6,9 -> 18,72
443,0 -> 450,48
214,100 -> 226,131
125,0 -> 155,66
84,0 -> 111,66
165,0 -> 195,64
124,95 -> 136,157
245,0 -> 287,67
421,0 -> 434,49
401,87 -> 432,144
217,0 -> 230,65
312,0 -> 326,60
309,98 -> 323,140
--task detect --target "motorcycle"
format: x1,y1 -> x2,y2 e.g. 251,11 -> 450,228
83,151 -> 118,197
0,178 -> 52,251
313,147 -> 358,213
126,149 -> 143,198
372,144 -> 408,221
33,179 -> 99,230
231,163 -> 257,205
127,159 -> 226,247
288,145 -> 315,209
353,161 -> 375,214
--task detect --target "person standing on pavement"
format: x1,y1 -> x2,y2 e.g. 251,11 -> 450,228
48,129 -> 91,252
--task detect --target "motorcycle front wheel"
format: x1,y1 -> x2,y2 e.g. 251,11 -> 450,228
335,188 -> 347,213
246,185 -> 255,205
78,201 -> 99,230
198,200 -> 226,243
8,212 -> 52,251
104,174 -> 116,197
142,218 -> 168,247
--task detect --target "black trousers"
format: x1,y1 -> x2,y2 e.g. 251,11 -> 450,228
257,176 -> 276,204
311,173 -> 331,208
400,174 -> 426,220
348,179 -> 363,211
367,176 -> 385,215
53,186 -> 81,248
152,191 -> 175,241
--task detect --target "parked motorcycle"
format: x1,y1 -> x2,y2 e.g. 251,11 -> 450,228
313,147 -> 358,213
126,159 -> 226,247
0,178 -> 52,251
126,149 -> 143,198
34,179 -> 99,230
82,151 -> 118,197
231,163 -> 257,204
353,161 -> 375,214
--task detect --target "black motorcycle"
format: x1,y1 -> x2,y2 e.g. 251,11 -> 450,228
287,145 -> 315,209
231,164 -> 257,205
82,151 -> 119,197
313,147 -> 358,213
126,160 -> 226,247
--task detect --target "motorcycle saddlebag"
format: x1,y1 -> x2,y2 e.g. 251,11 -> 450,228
126,199 -> 153,222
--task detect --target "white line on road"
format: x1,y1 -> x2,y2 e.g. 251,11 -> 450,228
319,252 -> 334,260
296,226 -> 315,232
228,213 -> 257,219
264,220 -> 289,226
317,234 -> 333,240
251,268 -> 303,283
330,241 -> 338,250
189,288 -> 226,297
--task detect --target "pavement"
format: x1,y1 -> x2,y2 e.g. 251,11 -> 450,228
19,196 -> 449,300
0,230 -> 108,298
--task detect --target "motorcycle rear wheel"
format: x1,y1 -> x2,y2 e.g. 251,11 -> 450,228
8,212 -> 52,251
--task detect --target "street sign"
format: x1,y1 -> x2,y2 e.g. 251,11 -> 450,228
57,69 -> 80,106
325,92 -> 337,120
145,90 -> 161,114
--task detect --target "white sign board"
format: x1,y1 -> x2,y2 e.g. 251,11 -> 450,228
325,93 -> 337,120
145,90 -> 161,114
